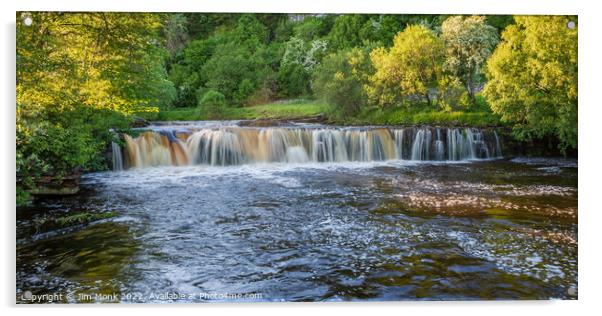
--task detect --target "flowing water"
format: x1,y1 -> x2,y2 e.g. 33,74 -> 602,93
16,122 -> 577,303
116,122 -> 502,169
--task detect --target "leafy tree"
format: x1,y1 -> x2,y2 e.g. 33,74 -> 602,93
172,14 -> 277,106
292,15 -> 334,41
327,15 -> 370,50
168,37 -> 219,107
366,25 -> 444,107
199,90 -> 226,119
365,15 -> 408,47
255,14 -> 289,41
483,16 -> 577,151
441,16 -> 498,102
233,14 -> 269,44
312,47 -> 372,115
184,13 -> 237,40
17,12 -> 173,195
278,37 -> 327,97
437,75 -> 470,111
201,42 -> 273,105
486,15 -> 515,35
163,13 -> 189,58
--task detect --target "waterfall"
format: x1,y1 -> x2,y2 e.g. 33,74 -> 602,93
393,129 -> 404,159
494,131 -> 503,158
115,126 -> 503,169
111,142 -> 123,171
434,129 -> 445,161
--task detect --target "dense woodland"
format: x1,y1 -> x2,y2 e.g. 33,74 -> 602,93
16,13 -> 577,203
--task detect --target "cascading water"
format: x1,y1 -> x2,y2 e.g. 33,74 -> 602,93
111,142 -> 123,171
115,125 -> 503,169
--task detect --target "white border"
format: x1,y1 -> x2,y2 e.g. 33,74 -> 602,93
3,1 -> 600,316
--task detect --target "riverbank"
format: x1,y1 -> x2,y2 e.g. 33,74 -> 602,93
138,100 -> 503,128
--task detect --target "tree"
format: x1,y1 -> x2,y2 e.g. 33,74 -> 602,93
327,15 -> 370,50
17,12 -> 175,113
441,15 -> 498,102
366,25 -> 444,107
312,47 -> 372,115
201,42 -> 273,105
163,13 -> 189,58
365,15 -> 408,47
483,16 -> 577,151
291,15 -> 334,41
277,37 -> 327,97
198,90 -> 226,119
187,15 -> 275,106
17,12 -> 173,194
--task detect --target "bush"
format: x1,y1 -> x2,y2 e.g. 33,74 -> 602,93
278,63 -> 311,98
437,76 -> 468,112
199,90 -> 227,119
312,48 -> 371,116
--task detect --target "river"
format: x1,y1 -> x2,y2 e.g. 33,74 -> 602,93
16,122 -> 577,302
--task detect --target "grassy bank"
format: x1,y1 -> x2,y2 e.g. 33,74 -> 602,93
140,100 -> 502,127
332,107 -> 502,127
142,100 -> 331,121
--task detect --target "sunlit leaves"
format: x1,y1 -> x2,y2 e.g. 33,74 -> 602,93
16,12 -> 174,183
441,16 -> 498,100
367,25 -> 444,107
483,16 -> 577,151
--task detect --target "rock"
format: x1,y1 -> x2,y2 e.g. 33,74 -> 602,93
239,119 -> 284,127
26,173 -> 81,196
132,116 -> 150,128
238,114 -> 327,127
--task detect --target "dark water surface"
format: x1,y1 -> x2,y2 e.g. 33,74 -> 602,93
16,158 -> 577,302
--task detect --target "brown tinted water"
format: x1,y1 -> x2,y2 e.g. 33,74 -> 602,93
16,157 -> 577,302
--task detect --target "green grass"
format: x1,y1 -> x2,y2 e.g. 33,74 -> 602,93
138,98 -> 502,127
331,105 -> 502,127
141,100 -> 332,121
341,109 -> 502,127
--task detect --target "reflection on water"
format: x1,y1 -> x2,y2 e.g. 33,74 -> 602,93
17,158 -> 577,302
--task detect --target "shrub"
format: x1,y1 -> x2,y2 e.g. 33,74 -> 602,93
199,90 -> 227,119
312,48 -> 371,116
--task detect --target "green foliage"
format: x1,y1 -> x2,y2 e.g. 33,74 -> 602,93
292,15 -> 334,41
437,76 -> 469,112
199,90 -> 227,119
327,15 -> 371,50
184,13 -> 237,40
155,101 -> 330,121
441,16 -> 498,101
337,106 -> 500,127
367,25 -> 444,107
16,187 -> 30,206
483,16 -> 577,151
196,15 -> 275,105
15,12 -> 579,200
163,13 -> 189,58
17,12 -> 170,197
201,43 -> 273,105
278,37 -> 328,97
278,63 -> 311,97
312,48 -> 371,116
486,15 -> 515,35
17,12 -> 174,113
366,15 -> 410,47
